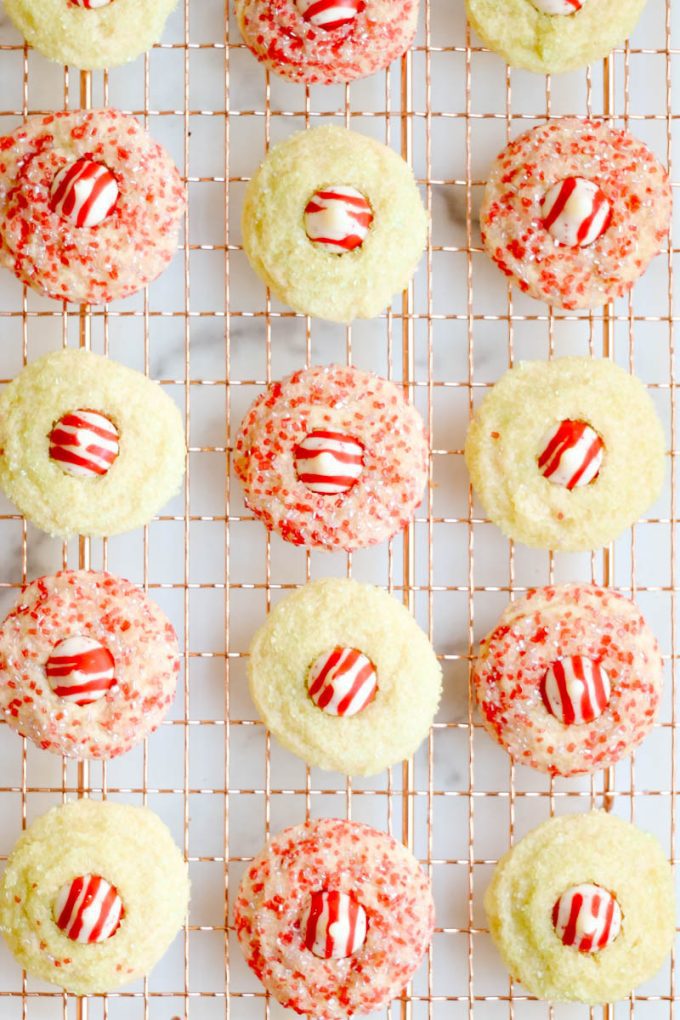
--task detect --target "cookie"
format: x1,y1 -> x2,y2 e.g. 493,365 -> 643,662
0,109 -> 185,304
234,817 -> 433,1018
235,364 -> 429,551
242,126 -> 428,323
480,119 -> 671,309
0,799 -> 189,994
466,0 -> 647,75
235,0 -> 418,85
464,357 -> 665,551
0,570 -> 180,760
472,583 -> 663,776
485,812 -> 675,1002
2,0 -> 178,70
0,349 -> 185,537
248,577 -> 441,775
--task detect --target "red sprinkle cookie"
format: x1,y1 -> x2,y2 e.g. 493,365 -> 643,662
0,570 -> 180,760
235,365 -> 428,552
472,583 -> 663,776
0,109 -> 185,304
235,0 -> 418,85
234,818 -> 434,1018
480,119 -> 671,309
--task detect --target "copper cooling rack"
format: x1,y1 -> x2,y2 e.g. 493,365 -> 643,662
0,0 -> 676,1017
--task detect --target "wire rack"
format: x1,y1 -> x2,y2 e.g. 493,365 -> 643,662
0,0 -> 677,1017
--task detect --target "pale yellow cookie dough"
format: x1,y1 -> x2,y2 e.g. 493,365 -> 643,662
464,358 -> 665,551
0,799 -> 189,994
3,0 -> 178,70
242,126 -> 428,323
0,349 -> 186,538
485,812 -> 675,1002
248,578 -> 442,775
466,0 -> 647,75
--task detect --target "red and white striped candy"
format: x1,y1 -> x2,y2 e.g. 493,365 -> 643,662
294,430 -> 364,495
530,0 -> 586,14
50,159 -> 119,229
541,656 -> 611,725
304,186 -> 373,254
307,647 -> 377,717
296,0 -> 361,30
541,177 -> 611,248
49,409 -> 120,478
303,890 -> 367,959
553,884 -> 621,953
69,0 -> 114,7
55,875 -> 124,943
537,419 -> 604,490
46,636 -> 117,707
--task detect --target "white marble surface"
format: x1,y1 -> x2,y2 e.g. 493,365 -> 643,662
0,0 -> 677,1017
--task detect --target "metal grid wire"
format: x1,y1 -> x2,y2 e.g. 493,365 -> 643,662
0,0 -> 677,1017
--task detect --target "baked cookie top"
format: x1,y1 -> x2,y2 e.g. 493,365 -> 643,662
2,0 -> 178,70
248,577 -> 442,775
465,357 -> 665,551
485,811 -> 675,1002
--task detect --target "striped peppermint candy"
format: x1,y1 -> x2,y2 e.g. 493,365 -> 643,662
304,186 -> 373,254
303,890 -> 367,959
294,430 -> 364,495
307,647 -> 378,717
538,419 -> 604,490
49,409 -> 120,478
530,0 -> 586,14
50,159 -> 119,229
69,0 -> 114,7
46,636 -> 117,706
553,884 -> 622,953
541,177 -> 611,248
541,655 -> 611,725
55,875 -> 124,943
296,0 -> 361,30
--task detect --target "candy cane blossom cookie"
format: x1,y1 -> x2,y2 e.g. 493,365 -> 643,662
235,364 -> 428,551
0,109 -> 185,304
0,570 -> 180,759
466,0 -> 646,75
248,578 -> 441,775
472,584 -> 663,776
464,358 -> 665,551
234,818 -> 434,1018
2,0 -> 178,70
242,126 -> 427,323
485,812 -> 675,1002
0,799 -> 189,994
0,349 -> 185,538
235,0 -> 418,85
480,119 -> 671,309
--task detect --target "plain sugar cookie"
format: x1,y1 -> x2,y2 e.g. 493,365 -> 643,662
485,812 -> 675,1002
480,119 -> 671,310
0,799 -> 189,994
248,577 -> 441,775
0,348 -> 185,538
234,818 -> 433,1018
472,583 -> 663,776
0,109 -> 185,304
242,126 -> 427,323
235,364 -> 429,551
0,570 -> 180,760
467,0 -> 647,75
464,357 -> 665,551
235,0 -> 418,85
2,0 -> 178,70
